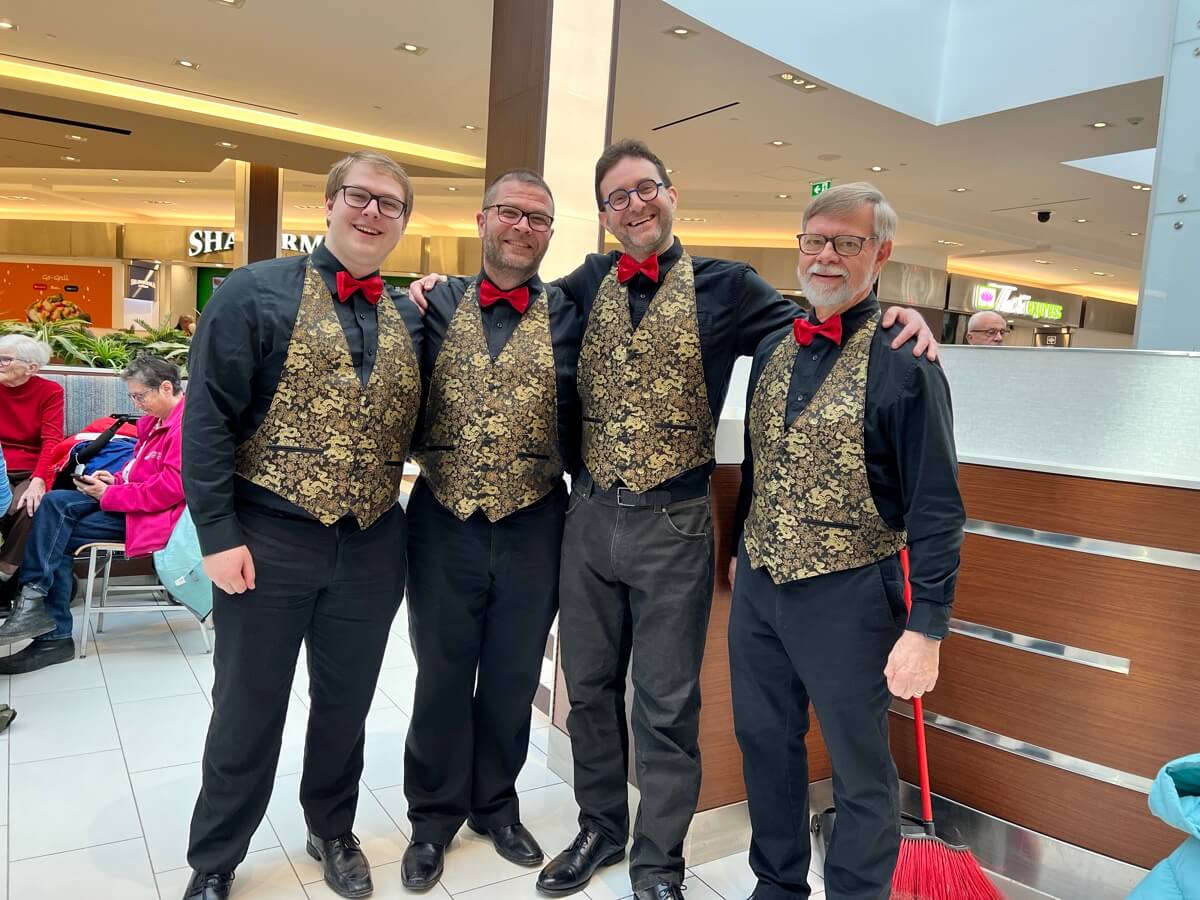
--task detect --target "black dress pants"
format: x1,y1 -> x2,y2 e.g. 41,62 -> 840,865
404,478 -> 565,844
729,541 -> 907,900
558,474 -> 715,893
187,503 -> 406,874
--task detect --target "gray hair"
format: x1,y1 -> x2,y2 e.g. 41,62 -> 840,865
122,354 -> 182,394
803,181 -> 897,244
967,310 -> 1006,330
0,334 -> 52,368
483,169 -> 555,210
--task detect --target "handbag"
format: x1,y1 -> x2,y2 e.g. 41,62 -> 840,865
152,506 -> 213,620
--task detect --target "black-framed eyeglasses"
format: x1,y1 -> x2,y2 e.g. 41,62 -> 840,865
796,233 -> 878,257
483,204 -> 554,232
338,185 -> 408,219
602,179 -> 665,211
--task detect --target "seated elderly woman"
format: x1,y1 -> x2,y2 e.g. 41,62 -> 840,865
0,355 -> 187,673
0,335 -> 65,585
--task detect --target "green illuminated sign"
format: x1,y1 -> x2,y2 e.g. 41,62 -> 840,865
810,180 -> 832,197
971,282 -> 1063,321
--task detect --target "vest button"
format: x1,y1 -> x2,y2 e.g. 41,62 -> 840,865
811,353 -> 819,361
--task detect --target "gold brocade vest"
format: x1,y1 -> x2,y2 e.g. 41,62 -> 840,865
743,315 -> 907,584
577,251 -> 714,493
234,260 -> 420,527
413,283 -> 562,522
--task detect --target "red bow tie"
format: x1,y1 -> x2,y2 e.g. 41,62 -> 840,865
336,270 -> 384,305
616,253 -> 660,284
793,314 -> 843,347
479,280 -> 531,314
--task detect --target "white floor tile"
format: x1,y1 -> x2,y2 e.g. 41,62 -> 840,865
360,706 -> 409,790
370,785 -> 411,839
0,738 -> 7,828
692,848 -> 824,899
9,749 -> 141,860
89,611 -> 178,651
277,693 -> 312,778
131,761 -> 278,873
7,686 -> 119,764
266,772 -> 408,884
530,724 -> 550,754
515,745 -> 564,792
158,847 -> 308,899
518,781 -> 585,855
450,870 -> 545,899
379,632 -> 416,670
187,650 -> 216,701
165,612 -> 214,656
0,673 -> 9,706
8,649 -> 105,698
374,665 -> 417,715
98,643 -> 204,704
574,851 -> 635,900
8,836 -> 159,900
112,692 -> 213,773
0,826 -> 7,900
304,857 -> 452,898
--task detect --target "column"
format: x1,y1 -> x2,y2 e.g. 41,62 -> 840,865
485,0 -> 620,280
232,161 -> 283,267
1134,0 -> 1200,350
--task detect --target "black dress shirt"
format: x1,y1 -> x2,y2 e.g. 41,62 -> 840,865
555,237 -> 798,493
731,294 -> 964,638
414,272 -> 583,476
183,243 -> 424,555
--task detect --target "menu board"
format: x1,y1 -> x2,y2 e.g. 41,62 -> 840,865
0,262 -> 114,327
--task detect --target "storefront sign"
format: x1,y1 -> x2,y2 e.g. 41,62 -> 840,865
971,282 -> 1063,321
0,262 -> 114,326
187,229 -> 325,258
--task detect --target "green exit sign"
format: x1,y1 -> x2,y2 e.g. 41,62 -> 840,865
811,180 -> 832,197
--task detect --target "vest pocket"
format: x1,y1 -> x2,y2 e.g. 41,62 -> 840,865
799,516 -> 859,531
517,452 -> 551,460
265,444 -> 324,455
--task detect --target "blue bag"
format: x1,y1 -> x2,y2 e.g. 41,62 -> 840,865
152,506 -> 213,620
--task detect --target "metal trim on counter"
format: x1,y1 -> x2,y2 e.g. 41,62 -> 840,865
949,618 -> 1131,674
888,702 -> 1154,794
965,518 -> 1200,572
957,454 -> 1200,491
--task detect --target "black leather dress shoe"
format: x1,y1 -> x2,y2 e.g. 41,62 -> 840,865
181,870 -> 234,900
400,841 -> 445,891
634,882 -> 685,900
536,828 -> 625,896
0,638 -> 74,675
306,832 -> 373,898
467,819 -> 544,866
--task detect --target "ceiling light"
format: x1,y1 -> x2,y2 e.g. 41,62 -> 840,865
1091,271 -> 1108,276
803,83 -> 819,90
110,177 -> 121,182
1075,218 -> 1089,223
176,179 -> 188,184
665,168 -> 674,174
209,0 -> 246,7
0,21 -> 17,30
935,239 -> 964,247
215,141 -> 238,149
779,73 -> 795,81
65,134 -> 87,142
1128,231 -> 1140,236
396,42 -> 428,54
776,193 -> 791,199
0,195 -> 34,201
1033,259 -> 1051,264
1132,184 -> 1145,190
673,27 -> 691,34
174,59 -> 199,69
951,187 -> 970,192
1089,121 -> 1110,128
294,204 -> 324,210
665,26 -> 699,38
868,165 -> 887,173
60,155 -> 80,162
447,186 -> 458,191
768,140 -> 790,147
462,124 -> 480,131
146,199 -> 176,205
678,216 -> 707,222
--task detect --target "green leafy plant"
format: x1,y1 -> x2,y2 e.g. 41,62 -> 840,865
0,316 -> 191,372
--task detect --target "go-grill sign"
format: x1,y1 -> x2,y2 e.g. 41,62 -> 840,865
187,229 -> 325,258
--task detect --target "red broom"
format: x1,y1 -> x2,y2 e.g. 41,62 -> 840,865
891,547 -> 1004,900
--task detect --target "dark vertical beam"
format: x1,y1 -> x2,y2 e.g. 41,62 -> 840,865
485,0 -> 554,182
246,164 -> 281,263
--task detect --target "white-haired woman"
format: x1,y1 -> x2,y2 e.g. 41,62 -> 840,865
0,334 -> 65,584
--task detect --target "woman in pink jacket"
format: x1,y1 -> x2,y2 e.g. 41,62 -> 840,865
0,355 -> 187,673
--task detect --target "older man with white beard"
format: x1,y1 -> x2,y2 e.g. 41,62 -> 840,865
727,183 -> 965,900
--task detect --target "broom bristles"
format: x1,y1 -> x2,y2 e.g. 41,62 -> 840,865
891,834 -> 1006,900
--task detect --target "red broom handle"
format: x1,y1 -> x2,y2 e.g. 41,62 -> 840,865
899,548 -> 936,831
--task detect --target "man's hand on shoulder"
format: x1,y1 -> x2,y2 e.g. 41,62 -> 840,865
406,273 -> 447,315
881,305 -> 939,363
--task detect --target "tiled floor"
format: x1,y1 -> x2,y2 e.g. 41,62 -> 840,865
0,607 -> 825,900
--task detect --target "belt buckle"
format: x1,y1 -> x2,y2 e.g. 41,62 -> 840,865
615,487 -> 639,508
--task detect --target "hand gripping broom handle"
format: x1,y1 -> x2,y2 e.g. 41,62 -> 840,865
899,547 -> 936,833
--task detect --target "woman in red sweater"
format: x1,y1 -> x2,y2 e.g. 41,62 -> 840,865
0,335 -> 65,583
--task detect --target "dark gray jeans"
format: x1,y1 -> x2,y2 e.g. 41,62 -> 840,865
558,474 -> 714,891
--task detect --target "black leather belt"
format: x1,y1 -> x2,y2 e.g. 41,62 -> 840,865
581,474 -> 707,509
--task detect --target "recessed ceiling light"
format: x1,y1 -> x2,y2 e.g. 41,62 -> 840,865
396,42 -> 427,54
803,83 -> 819,90
176,179 -> 188,184
1033,259 -> 1051,264
767,140 -> 790,147
215,141 -> 238,149
1091,271 -> 1107,276
1131,184 -> 1145,190
665,168 -> 674,174
65,134 -> 87,142
673,27 -> 691,34
665,26 -> 698,38
447,186 -> 458,191
678,216 -> 707,222
779,73 -> 795,81
0,195 -> 34,201
60,155 -> 80,162
294,204 -> 324,210
1075,218 -> 1089,223
174,58 -> 199,69
935,239 -> 964,247
209,0 -> 246,7
776,193 -> 791,199
1089,121 -> 1110,128
462,124 -> 480,131
1128,231 -> 1141,236
868,165 -> 887,173
0,20 -> 17,30
951,187 -> 970,192
146,199 -> 176,205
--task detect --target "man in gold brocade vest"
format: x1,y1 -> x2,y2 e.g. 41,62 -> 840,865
398,170 -> 584,891
180,151 -> 423,900
728,183 -> 966,900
